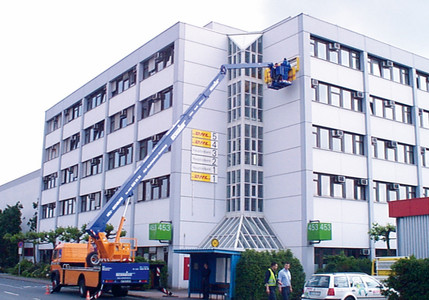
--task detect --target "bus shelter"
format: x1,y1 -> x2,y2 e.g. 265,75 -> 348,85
174,249 -> 241,299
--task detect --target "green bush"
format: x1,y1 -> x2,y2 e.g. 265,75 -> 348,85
234,249 -> 305,300
385,257 -> 429,300
318,253 -> 371,274
9,260 -> 50,278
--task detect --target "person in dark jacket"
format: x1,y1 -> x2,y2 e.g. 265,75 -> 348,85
202,263 -> 211,299
264,262 -> 278,300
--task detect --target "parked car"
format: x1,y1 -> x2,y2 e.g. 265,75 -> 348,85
301,273 -> 387,300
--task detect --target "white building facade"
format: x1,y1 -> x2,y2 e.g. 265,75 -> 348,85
38,14 -> 429,286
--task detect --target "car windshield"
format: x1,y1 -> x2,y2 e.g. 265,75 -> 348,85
306,275 -> 330,288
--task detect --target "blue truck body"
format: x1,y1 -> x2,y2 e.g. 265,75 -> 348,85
101,262 -> 150,284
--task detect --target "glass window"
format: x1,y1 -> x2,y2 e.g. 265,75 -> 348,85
321,175 -> 331,197
318,84 -> 328,104
334,276 -> 349,288
317,42 -> 327,60
330,87 -> 341,107
332,181 -> 344,198
340,49 -> 350,68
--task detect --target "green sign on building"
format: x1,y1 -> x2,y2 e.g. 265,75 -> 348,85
149,223 -> 172,241
307,222 -> 332,241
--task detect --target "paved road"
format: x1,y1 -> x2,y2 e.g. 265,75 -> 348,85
0,274 -> 194,299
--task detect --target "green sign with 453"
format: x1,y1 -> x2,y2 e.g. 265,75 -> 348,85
307,222 -> 332,241
149,223 -> 172,240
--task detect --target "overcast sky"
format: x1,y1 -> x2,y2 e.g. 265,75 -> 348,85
1,0 -> 428,185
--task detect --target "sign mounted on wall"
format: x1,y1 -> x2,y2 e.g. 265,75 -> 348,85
149,223 -> 172,241
307,222 -> 332,241
191,129 -> 218,183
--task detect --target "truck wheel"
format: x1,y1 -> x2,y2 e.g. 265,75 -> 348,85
86,251 -> 100,267
78,277 -> 87,298
112,285 -> 128,297
51,272 -> 61,292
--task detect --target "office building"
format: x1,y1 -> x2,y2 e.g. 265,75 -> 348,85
38,14 -> 429,287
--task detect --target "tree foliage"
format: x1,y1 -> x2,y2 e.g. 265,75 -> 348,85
0,202 -> 23,268
317,253 -> 371,274
234,249 -> 305,300
369,222 -> 396,255
385,256 -> 429,300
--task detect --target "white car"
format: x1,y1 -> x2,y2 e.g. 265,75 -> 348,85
301,273 -> 387,300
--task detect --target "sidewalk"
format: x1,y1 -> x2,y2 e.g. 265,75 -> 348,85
129,288 -> 196,299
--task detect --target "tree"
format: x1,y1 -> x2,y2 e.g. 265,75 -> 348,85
27,202 -> 38,232
104,223 -> 126,240
0,202 -> 23,267
369,222 -> 396,255
59,225 -> 88,243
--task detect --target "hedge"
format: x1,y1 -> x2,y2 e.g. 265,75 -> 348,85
385,256 -> 429,300
234,249 -> 305,300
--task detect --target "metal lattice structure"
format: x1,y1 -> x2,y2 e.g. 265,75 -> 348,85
200,215 -> 283,250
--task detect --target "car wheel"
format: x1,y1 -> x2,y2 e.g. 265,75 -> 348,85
51,272 -> 61,293
345,297 -> 356,300
78,277 -> 87,298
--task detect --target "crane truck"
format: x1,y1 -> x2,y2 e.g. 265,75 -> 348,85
49,57 -> 299,298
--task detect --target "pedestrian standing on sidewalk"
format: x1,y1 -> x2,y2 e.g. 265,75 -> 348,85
264,262 -> 278,300
278,262 -> 292,300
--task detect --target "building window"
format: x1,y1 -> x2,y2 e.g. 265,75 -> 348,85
64,101 -> 82,124
369,96 -> 412,124
417,71 -> 429,92
243,169 -> 263,212
312,126 -> 364,155
228,82 -> 242,122
137,175 -> 170,201
310,36 -> 361,70
59,198 -> 75,216
244,124 -> 263,166
227,170 -> 242,212
82,156 -> 103,178
141,86 -> 173,119
373,181 -> 416,202
227,125 -> 241,167
45,143 -> 60,161
372,138 -> 414,164
111,67 -> 136,97
61,165 -> 78,184
244,38 -> 263,79
85,86 -> 106,111
228,37 -> 263,80
367,56 -> 410,85
142,44 -> 174,80
46,114 -> 61,134
110,106 -> 135,133
138,131 -> 168,161
107,145 -> 133,170
311,80 -> 363,112
244,81 -> 263,122
313,173 -> 367,200
41,202 -> 56,219
104,187 -> 118,203
43,173 -> 58,190
63,133 -> 80,154
81,192 -> 101,212
84,120 -> 104,144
